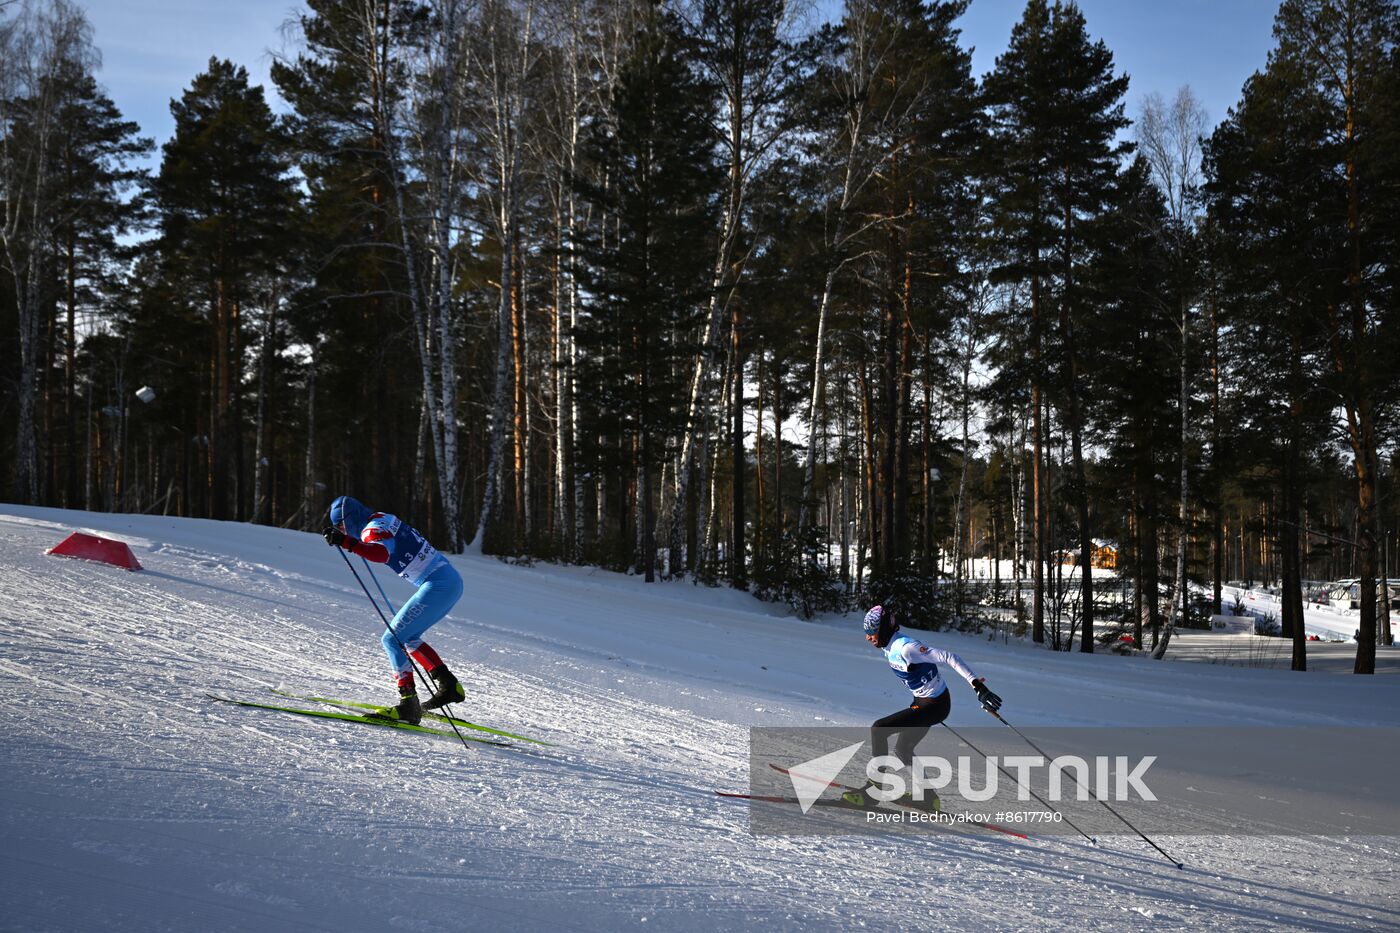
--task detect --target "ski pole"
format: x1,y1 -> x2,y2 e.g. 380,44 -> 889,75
335,546 -> 432,695
332,545 -> 478,753
360,556 -> 468,719
362,556 -> 396,614
985,709 -> 1184,869
940,721 -> 1099,846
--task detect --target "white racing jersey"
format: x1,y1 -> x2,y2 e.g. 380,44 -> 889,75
883,633 -> 979,698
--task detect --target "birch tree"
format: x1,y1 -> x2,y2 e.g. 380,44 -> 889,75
465,0 -> 542,553
275,0 -> 457,536
534,0 -> 635,560
1139,87 -> 1206,661
0,0 -> 95,503
403,0 -> 475,551
793,0 -> 970,553
663,0 -> 800,577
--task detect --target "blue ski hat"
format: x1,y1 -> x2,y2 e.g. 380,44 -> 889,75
329,496 -> 373,539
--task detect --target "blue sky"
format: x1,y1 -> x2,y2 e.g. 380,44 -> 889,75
80,0 -> 1280,161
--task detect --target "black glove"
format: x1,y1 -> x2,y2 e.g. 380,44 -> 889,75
322,524 -> 346,548
973,679 -> 1002,714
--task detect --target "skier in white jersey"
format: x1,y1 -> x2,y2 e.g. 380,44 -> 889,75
322,495 -> 467,724
843,602 -> 1002,808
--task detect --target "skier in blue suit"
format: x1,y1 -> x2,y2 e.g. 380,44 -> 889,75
322,496 -> 466,724
842,602 -> 1002,808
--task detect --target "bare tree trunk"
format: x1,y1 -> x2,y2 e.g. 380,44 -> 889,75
1031,275 -> 1046,644
638,361 -> 654,582
1209,277 -> 1223,614
1283,334 -> 1308,669
565,0 -> 586,562
84,372 -> 95,510
772,354 -> 784,546
731,306 -> 746,589
1282,442 -> 1307,671
878,282 -> 896,574
1379,457 -> 1394,647
795,5 -> 908,544
1059,199 -> 1094,652
1139,86 -> 1206,660
42,254 -> 58,504
512,235 -> 527,545
698,342 -> 733,576
1153,303 -> 1191,660
252,295 -> 274,524
419,0 -> 471,550
344,0 -> 466,547
666,0 -> 797,578
796,263 -> 839,538
856,364 -> 871,597
920,335 -> 933,577
302,359 -> 317,531
840,375 -> 852,588
664,110 -> 742,575
1012,409 -> 1026,624
666,228 -> 731,577
413,396 -> 431,511
551,191 -> 570,554
893,216 -> 913,562
952,357 -> 971,621
469,0 -> 536,553
754,347 -> 767,564
474,199 -> 517,553
1,3 -> 92,504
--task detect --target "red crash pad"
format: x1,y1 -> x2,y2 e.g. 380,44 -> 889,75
46,532 -> 143,571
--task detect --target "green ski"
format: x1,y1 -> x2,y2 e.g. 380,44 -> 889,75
206,694 -> 512,747
268,688 -> 552,746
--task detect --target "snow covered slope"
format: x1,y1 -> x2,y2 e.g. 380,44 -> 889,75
1223,583 -> 1400,643
2,504 -> 1398,931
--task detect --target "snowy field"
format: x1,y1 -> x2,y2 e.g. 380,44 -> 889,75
2,504 -> 1399,932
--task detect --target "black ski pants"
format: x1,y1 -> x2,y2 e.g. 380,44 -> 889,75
871,689 -> 951,767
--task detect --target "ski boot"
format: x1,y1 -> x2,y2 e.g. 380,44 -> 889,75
841,781 -> 881,808
422,666 -> 465,711
369,687 -> 422,726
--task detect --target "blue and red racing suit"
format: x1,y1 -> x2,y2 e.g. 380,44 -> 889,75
330,496 -> 462,687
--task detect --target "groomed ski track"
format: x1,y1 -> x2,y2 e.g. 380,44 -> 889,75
2,504 -> 1397,931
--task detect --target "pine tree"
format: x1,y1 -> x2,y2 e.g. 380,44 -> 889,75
1082,157 -> 1173,650
45,67 -> 151,508
574,8 -> 719,580
982,0 -> 1130,649
148,58 -> 296,520
782,0 -> 979,597
668,0 -> 800,581
1203,55 -> 1344,670
274,0 -> 450,535
1273,0 -> 1400,672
